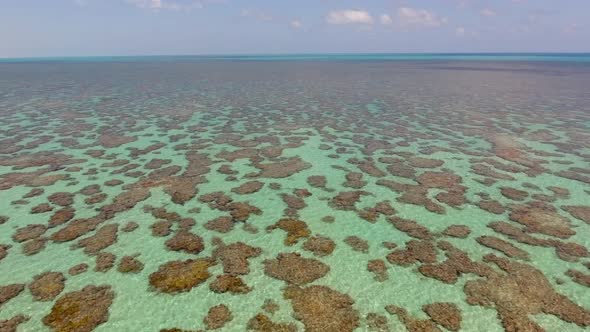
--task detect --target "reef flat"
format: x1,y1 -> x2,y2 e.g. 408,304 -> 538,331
0,59 -> 589,331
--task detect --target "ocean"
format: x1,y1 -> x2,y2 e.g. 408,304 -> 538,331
0,55 -> 589,331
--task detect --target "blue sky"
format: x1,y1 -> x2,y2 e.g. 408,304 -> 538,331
0,0 -> 588,57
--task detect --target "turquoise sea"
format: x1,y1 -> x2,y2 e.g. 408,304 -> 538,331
0,55 -> 589,331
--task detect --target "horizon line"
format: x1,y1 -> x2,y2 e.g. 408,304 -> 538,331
2,52 -> 590,62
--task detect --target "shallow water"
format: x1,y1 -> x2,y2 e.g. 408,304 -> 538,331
0,59 -> 589,332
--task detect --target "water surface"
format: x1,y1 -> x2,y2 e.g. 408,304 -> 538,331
0,57 -> 589,332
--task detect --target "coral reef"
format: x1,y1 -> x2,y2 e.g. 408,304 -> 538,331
149,258 -> 216,293
42,285 -> 115,332
264,253 -> 329,285
29,272 -> 66,301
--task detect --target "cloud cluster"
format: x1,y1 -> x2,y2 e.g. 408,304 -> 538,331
290,20 -> 303,29
380,14 -> 393,25
241,9 -> 273,21
326,10 -> 374,25
480,8 -> 497,17
126,0 -> 205,10
396,7 -> 448,28
327,7 -> 447,29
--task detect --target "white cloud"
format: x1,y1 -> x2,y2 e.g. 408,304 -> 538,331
290,20 -> 303,29
126,0 -> 205,10
563,24 -> 578,34
480,8 -> 497,17
455,27 -> 466,37
326,10 -> 374,25
241,9 -> 273,21
380,14 -> 393,25
397,7 -> 447,28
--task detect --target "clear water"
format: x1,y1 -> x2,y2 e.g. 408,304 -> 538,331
0,58 -> 589,332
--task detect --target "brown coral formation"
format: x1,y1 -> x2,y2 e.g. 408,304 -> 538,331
122,221 -> 139,232
22,238 -> 47,256
388,217 -> 432,240
231,181 -> 264,194
303,235 -> 336,257
566,269 -> 590,287
247,313 -> 297,332
12,224 -> 47,242
0,284 -> 24,307
385,305 -> 441,332
343,172 -> 366,188
562,205 -> 590,225
0,244 -> 9,261
75,224 -> 118,254
344,236 -> 369,253
48,192 -> 75,206
149,258 -> 216,293
49,208 -> 75,227
204,216 -> 235,233
423,302 -> 462,331
68,263 -> 89,276
417,241 -> 493,284
264,253 -> 329,285
42,285 -> 115,332
212,242 -> 262,275
0,315 -> 29,332
98,134 -> 136,148
509,205 -> 575,239
283,285 -> 359,332
31,203 -> 53,214
152,220 -> 173,237
387,240 -> 437,266
29,271 -> 66,301
199,192 -> 263,221
209,274 -> 251,294
330,191 -> 369,210
118,255 -> 144,273
307,175 -> 327,189
95,252 -> 116,272
477,200 -> 506,214
51,217 -> 104,243
255,157 -> 310,178
262,299 -> 279,314
367,259 -> 388,282
500,187 -> 529,201
281,193 -> 306,213
203,304 -> 232,330
464,254 -> 590,331
267,219 -> 310,245
442,225 -> 471,238
165,231 -> 205,254
476,236 -> 529,259
366,312 -> 389,331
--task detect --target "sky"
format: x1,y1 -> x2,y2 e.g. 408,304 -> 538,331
0,0 -> 588,58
